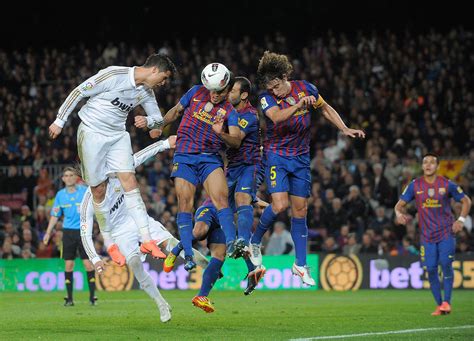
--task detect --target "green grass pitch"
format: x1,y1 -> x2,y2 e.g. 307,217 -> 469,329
1,290 -> 473,340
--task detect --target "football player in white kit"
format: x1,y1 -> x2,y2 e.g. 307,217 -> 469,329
80,136 -> 209,323
49,54 -> 177,259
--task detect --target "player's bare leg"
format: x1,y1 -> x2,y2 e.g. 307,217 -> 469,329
175,177 -> 197,270
289,195 -> 314,286
116,172 -> 165,259
204,168 -> 238,257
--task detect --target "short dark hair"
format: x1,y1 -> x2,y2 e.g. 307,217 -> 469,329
63,166 -> 79,176
422,152 -> 440,164
235,76 -> 252,95
257,51 -> 293,88
143,54 -> 177,75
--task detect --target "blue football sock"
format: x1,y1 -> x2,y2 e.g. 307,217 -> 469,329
291,217 -> 308,267
427,266 -> 442,305
217,208 -> 236,245
251,205 -> 277,245
237,205 -> 253,245
199,257 -> 224,296
177,212 -> 194,257
441,262 -> 454,303
245,257 -> 255,273
171,242 -> 183,257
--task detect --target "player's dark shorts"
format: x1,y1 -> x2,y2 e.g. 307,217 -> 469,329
195,205 -> 226,245
227,162 -> 264,207
420,236 -> 455,268
265,151 -> 311,197
62,229 -> 88,260
171,152 -> 223,186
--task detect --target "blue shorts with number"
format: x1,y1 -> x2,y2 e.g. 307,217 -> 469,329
420,236 -> 455,268
195,204 -> 225,245
227,162 -> 264,209
171,152 -> 223,186
265,152 -> 311,198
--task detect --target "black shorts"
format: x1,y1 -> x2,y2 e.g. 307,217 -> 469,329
62,229 -> 88,260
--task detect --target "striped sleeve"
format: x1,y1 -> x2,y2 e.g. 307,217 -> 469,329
133,140 -> 170,168
141,91 -> 164,129
55,67 -> 129,127
79,189 -> 101,264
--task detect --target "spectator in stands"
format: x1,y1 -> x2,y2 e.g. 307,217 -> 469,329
324,198 -> 348,236
20,166 -> 37,208
321,236 -> 340,253
342,233 -> 361,256
359,232 -> 377,254
265,221 -> 294,256
35,169 -> 53,198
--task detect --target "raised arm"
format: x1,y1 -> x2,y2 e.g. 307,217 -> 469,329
319,102 -> 365,138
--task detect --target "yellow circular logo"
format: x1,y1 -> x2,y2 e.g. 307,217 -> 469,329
96,262 -> 134,291
320,254 -> 363,291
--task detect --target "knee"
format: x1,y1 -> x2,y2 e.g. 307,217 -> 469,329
272,199 -> 289,214
212,245 -> 226,261
212,195 -> 229,210
426,266 -> 438,276
91,183 -> 106,201
235,192 -> 251,207
193,223 -> 208,240
292,205 -> 308,218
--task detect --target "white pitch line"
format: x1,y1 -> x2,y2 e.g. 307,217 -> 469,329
289,325 -> 474,340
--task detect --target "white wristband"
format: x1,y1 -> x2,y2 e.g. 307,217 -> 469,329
457,216 -> 466,224
54,118 -> 66,128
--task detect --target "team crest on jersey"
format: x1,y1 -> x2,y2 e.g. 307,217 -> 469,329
114,187 -> 121,192
286,96 -> 296,105
172,163 -> 179,173
428,188 -> 435,197
260,97 -> 269,109
238,118 -> 248,129
457,186 -> 464,194
81,82 -> 94,91
204,102 -> 214,112
216,108 -> 226,118
298,92 -> 305,99
438,187 -> 446,195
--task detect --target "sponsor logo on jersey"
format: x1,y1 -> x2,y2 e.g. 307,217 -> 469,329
110,194 -> 124,214
111,97 -> 134,112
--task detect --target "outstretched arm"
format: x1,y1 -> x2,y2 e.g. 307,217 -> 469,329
319,102 -> 365,138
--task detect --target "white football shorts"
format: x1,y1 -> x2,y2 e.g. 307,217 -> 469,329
77,122 -> 134,187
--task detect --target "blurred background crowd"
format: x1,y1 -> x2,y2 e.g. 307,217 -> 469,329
1,27 -> 473,260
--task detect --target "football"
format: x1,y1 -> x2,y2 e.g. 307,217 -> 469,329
201,63 -> 230,91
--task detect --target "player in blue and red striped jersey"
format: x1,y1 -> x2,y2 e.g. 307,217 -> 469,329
226,77 -> 265,274
249,51 -> 365,286
162,63 -> 242,271
395,153 -> 471,316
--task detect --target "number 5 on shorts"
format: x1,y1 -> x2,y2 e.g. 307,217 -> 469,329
270,166 -> 277,180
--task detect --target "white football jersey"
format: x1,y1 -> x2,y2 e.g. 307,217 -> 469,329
55,66 -> 163,134
80,139 -> 170,263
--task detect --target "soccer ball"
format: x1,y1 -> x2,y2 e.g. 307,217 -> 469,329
201,63 -> 230,91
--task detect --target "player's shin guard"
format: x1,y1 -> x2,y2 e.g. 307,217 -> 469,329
291,217 -> 308,267
87,270 -> 96,301
65,271 -> 73,300
129,255 -> 165,304
177,212 -> 194,257
124,188 -> 151,241
199,257 -> 224,297
427,266 -> 442,305
251,205 -> 277,244
217,208 -> 236,245
237,205 -> 253,245
441,262 -> 454,304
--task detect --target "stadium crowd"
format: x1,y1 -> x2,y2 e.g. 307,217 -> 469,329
1,27 -> 473,259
